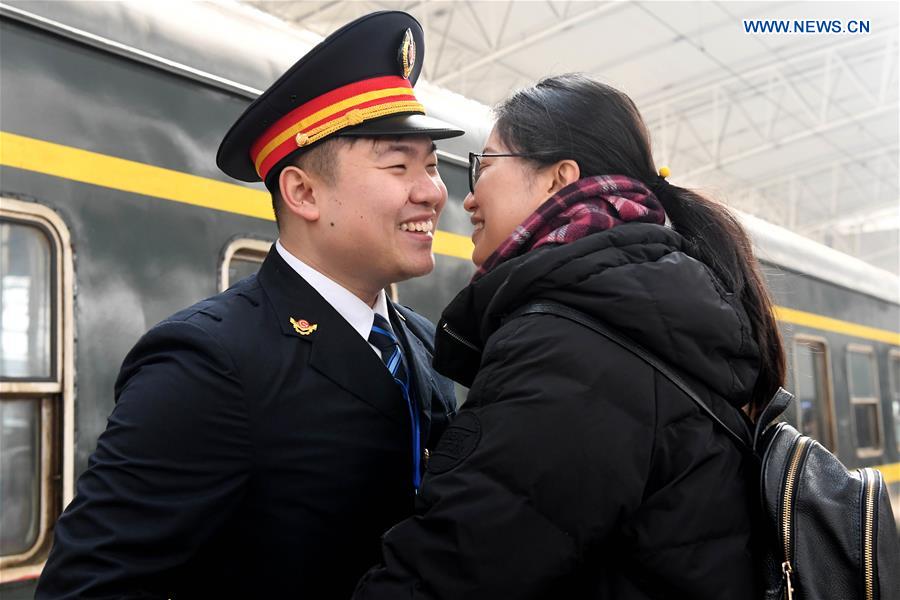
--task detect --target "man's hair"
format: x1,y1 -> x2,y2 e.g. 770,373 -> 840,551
267,137 -> 351,226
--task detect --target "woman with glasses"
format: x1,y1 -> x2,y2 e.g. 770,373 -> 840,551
355,74 -> 784,600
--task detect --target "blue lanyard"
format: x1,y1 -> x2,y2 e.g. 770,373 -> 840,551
395,373 -> 422,492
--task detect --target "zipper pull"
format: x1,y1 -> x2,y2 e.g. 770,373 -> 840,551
782,561 -> 795,600
440,322 -> 481,352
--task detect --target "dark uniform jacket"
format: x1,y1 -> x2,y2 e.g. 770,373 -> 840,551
356,223 -> 761,600
36,247 -> 457,599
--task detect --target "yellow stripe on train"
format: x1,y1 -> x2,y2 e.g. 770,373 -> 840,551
877,462 -> 900,484
775,307 -> 900,346
1,131 -> 898,343
1,131 -> 273,220
0,131 -> 474,260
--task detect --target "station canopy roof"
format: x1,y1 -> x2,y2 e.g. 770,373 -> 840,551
243,0 -> 900,276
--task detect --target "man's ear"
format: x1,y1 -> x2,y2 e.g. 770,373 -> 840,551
280,165 -> 320,222
547,160 -> 581,195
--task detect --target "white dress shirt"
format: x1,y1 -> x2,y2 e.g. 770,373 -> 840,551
275,240 -> 390,357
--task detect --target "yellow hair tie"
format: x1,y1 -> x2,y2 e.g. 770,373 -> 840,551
658,166 -> 671,179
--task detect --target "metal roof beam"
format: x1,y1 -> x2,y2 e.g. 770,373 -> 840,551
431,2 -> 626,86
834,204 -> 900,235
859,242 -> 900,263
878,35 -> 897,102
800,201 -> 900,236
249,0 -> 342,26
645,51 -> 895,183
832,52 -> 879,108
640,28 -> 897,116
676,103 -> 898,181
463,0 -> 494,51
736,145 -> 899,193
429,3 -> 456,80
644,43 -> 893,145
545,0 -> 560,19
494,1 -> 514,49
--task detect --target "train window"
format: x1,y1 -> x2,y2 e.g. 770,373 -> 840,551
792,338 -> 836,451
1,223 -> 52,379
228,252 -> 264,285
890,350 -> 900,452
1,399 -> 41,556
0,199 -> 73,579
219,239 -> 271,291
847,345 -> 883,455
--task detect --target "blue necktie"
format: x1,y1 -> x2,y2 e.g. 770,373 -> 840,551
368,314 -> 422,491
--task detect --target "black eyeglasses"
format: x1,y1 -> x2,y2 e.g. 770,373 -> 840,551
467,152 -> 544,194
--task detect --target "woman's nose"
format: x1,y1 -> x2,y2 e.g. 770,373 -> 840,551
463,192 -> 476,212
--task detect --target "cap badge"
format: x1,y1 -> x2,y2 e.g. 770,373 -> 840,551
398,28 -> 416,79
290,317 -> 318,336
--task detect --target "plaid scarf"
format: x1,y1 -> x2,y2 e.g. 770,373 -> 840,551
474,175 -> 667,280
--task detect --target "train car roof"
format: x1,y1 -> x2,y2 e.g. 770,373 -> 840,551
737,212 -> 898,304
3,0 -> 897,305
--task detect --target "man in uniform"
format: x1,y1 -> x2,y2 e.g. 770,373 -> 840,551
37,11 -> 461,599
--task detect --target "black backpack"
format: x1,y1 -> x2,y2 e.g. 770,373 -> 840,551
515,301 -> 900,600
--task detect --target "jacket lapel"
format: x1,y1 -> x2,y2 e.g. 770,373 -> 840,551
256,247 -> 407,425
389,302 -> 435,443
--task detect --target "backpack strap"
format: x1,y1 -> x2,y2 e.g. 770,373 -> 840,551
752,386 -> 793,453
509,301 -> 753,452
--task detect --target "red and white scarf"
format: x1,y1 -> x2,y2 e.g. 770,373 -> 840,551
474,175 -> 667,280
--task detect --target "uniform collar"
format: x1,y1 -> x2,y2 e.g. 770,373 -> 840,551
260,245 -> 408,424
275,240 -> 388,342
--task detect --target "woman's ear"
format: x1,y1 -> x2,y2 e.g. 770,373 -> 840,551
547,159 -> 581,195
280,165 -> 320,222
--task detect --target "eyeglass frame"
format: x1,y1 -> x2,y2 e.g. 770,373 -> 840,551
467,151 -> 547,194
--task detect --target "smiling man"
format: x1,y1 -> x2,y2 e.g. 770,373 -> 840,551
278,136 -> 446,302
37,11 -> 462,599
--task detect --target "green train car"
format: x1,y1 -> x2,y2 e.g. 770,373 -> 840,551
1,2 -> 897,596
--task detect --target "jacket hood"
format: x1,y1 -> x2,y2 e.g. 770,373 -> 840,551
435,223 -> 761,408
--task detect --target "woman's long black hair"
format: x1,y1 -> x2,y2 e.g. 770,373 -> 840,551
494,73 -> 785,420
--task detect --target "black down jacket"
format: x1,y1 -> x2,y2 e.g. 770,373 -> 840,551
355,223 -> 763,600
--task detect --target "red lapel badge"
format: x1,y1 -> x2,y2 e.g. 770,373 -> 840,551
290,317 -> 318,336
